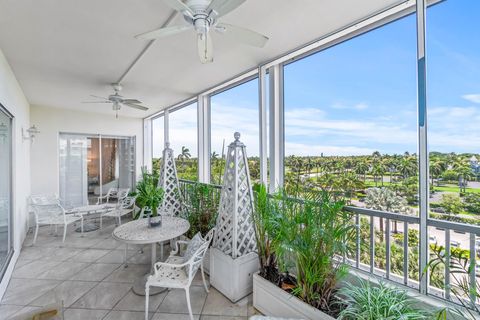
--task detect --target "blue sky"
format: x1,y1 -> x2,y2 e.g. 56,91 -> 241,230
154,0 -> 480,158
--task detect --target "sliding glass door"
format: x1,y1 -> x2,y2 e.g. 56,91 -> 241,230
59,134 -> 135,206
0,106 -> 12,280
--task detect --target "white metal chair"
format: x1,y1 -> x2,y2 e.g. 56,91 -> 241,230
30,196 -> 84,244
96,187 -> 118,204
145,228 -> 215,320
99,196 -> 136,229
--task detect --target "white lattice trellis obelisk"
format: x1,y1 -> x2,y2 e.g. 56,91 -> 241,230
210,132 -> 259,303
158,142 -> 183,216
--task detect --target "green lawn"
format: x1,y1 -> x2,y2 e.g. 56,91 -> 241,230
434,185 -> 480,194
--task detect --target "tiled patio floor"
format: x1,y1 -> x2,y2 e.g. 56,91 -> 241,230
0,218 -> 260,320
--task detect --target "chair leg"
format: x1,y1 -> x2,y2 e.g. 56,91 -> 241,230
201,263 -> 209,293
100,215 -> 103,230
33,224 -> 39,245
160,243 -> 164,261
81,217 -> 84,237
118,216 -> 121,225
145,284 -> 150,320
124,244 -> 129,268
62,224 -> 67,243
55,224 -> 58,236
185,287 -> 194,320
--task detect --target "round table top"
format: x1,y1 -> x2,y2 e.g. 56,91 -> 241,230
112,216 -> 190,245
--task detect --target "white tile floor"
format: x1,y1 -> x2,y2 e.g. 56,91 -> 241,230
0,218 -> 260,320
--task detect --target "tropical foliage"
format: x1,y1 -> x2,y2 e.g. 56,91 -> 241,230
182,181 -> 220,238
132,168 -> 163,217
338,279 -> 432,320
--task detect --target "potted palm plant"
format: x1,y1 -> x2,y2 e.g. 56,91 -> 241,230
253,188 -> 354,320
133,168 -> 164,227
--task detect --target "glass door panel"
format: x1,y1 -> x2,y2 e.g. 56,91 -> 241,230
87,137 -> 100,204
59,134 -> 89,207
0,107 -> 13,278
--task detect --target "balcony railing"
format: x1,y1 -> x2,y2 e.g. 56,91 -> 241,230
178,178 -> 480,309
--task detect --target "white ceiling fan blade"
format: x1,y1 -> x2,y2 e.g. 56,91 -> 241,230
163,0 -> 194,17
90,94 -> 110,101
208,0 -> 246,18
216,23 -> 268,47
123,103 -> 149,111
197,33 -> 213,64
122,99 -> 142,104
82,101 -> 111,104
135,24 -> 191,40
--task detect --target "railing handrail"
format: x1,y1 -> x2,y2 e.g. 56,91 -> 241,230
178,178 -> 222,190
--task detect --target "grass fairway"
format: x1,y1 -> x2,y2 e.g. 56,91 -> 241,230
434,185 -> 480,194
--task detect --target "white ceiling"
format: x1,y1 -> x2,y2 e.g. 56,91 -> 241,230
0,0 -> 402,118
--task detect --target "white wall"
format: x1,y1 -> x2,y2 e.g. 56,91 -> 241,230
30,105 -> 144,196
0,49 -> 31,299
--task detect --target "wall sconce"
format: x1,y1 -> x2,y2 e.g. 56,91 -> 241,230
22,125 -> 40,143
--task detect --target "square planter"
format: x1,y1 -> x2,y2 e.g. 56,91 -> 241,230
253,273 -> 335,320
210,247 -> 259,302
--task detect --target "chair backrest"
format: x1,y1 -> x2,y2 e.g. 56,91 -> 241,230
120,196 -> 136,209
106,188 -> 118,197
117,188 -> 130,201
185,228 -> 215,283
31,202 -> 65,223
186,240 -> 210,282
30,194 -> 59,206
202,228 -> 215,244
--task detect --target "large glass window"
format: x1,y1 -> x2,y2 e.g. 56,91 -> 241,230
210,78 -> 260,184
169,103 -> 198,181
283,14 -> 418,281
0,106 -> 12,279
152,116 -> 164,172
426,0 -> 480,300
427,0 -> 480,219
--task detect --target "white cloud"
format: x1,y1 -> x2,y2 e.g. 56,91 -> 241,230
462,94 -> 480,104
285,142 -> 374,157
331,102 -> 369,110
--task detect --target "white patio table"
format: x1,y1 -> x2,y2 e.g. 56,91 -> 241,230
112,216 -> 190,295
69,204 -> 115,232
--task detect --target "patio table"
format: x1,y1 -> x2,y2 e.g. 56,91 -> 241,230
69,204 -> 114,232
112,216 -> 190,295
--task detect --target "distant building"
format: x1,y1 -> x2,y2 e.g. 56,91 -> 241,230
470,155 -> 480,175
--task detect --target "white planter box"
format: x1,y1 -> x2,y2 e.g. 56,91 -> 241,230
253,273 -> 335,320
203,248 -> 210,275
210,248 -> 259,302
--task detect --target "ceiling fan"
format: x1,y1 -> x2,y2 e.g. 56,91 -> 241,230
135,0 -> 269,63
82,83 -> 149,118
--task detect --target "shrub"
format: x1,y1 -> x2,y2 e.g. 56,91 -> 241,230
463,192 -> 480,214
439,193 -> 464,215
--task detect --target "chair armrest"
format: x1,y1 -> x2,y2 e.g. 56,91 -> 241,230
171,240 -> 189,256
96,195 -> 109,204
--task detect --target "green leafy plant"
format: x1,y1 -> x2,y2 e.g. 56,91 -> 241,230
183,181 -> 220,238
132,168 -> 163,217
252,183 -> 280,284
273,190 -> 354,315
338,279 -> 432,320
427,244 -> 480,319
